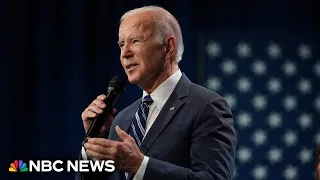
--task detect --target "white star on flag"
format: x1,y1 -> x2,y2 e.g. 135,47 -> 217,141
206,41 -> 221,58
236,77 -> 251,93
206,76 -> 221,91
252,165 -> 268,180
252,94 -> 267,111
283,60 -> 297,77
297,113 -> 312,130
221,59 -> 237,75
267,147 -> 282,164
283,165 -> 298,180
297,78 -> 312,94
297,43 -> 312,60
252,60 -> 267,76
223,93 -> 237,109
266,77 -> 282,94
252,130 -> 267,146
237,112 -> 252,129
283,95 -> 297,112
283,130 -> 298,147
236,42 -> 252,58
298,147 -> 313,164
267,43 -> 281,59
267,112 -> 282,129
237,146 -> 252,164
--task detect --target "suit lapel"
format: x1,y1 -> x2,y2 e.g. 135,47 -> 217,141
139,93 -> 184,154
121,104 -> 139,135
139,74 -> 191,154
109,99 -> 141,142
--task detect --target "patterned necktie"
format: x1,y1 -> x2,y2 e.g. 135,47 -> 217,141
129,95 -> 153,146
124,95 -> 153,180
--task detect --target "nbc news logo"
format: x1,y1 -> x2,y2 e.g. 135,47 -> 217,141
9,159 -> 115,172
9,160 -> 28,172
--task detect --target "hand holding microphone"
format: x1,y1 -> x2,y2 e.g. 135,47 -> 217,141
81,94 -> 116,137
81,76 -> 126,140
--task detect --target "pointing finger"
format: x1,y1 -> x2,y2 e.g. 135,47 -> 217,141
115,125 -> 132,142
88,138 -> 117,147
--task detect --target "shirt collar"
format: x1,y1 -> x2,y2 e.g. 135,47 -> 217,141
142,69 -> 182,109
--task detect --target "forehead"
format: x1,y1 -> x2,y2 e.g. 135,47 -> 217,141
119,13 -> 156,38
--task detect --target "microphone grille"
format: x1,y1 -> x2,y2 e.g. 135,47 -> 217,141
109,76 -> 126,93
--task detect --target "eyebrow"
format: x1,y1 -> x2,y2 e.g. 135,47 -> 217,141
117,35 -> 146,45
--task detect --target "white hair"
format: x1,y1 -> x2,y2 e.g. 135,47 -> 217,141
120,5 -> 184,63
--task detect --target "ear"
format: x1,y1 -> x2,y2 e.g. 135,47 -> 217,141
164,36 -> 176,61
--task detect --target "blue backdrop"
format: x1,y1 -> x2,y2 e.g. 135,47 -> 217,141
2,0 -> 319,180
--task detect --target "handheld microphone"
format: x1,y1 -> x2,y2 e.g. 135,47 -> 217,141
84,76 -> 126,141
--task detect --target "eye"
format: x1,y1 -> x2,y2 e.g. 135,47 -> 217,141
132,39 -> 141,44
119,42 -> 124,48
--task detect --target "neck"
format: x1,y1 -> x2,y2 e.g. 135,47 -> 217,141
141,62 -> 179,94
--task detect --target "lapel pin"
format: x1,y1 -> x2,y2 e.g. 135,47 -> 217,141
170,107 -> 175,110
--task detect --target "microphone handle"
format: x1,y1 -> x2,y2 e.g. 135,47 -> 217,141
84,88 -> 118,141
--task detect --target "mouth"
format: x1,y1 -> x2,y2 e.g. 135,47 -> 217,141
126,64 -> 138,70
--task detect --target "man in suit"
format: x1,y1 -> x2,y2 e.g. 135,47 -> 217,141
77,5 -> 236,180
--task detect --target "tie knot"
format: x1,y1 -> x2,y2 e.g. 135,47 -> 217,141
143,95 -> 153,106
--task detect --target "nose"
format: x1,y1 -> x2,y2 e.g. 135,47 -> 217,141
121,43 -> 134,60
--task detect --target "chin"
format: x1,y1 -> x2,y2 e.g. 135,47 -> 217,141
127,75 -> 140,84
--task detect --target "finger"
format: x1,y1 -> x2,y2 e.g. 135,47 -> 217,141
115,125 -> 132,143
87,103 -> 104,114
87,145 -> 118,160
88,138 -> 116,147
113,108 -> 117,114
82,107 -> 97,121
86,149 -> 110,160
97,94 -> 107,101
92,99 -> 106,109
84,110 -> 98,119
84,142 -> 112,154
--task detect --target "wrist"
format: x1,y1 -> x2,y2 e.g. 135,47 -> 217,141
131,153 -> 144,174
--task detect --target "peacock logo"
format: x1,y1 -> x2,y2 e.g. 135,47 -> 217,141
9,160 -> 28,172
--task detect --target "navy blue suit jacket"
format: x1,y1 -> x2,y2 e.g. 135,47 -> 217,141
76,74 -> 236,180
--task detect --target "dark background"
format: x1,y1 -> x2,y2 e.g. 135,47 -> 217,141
2,0 -> 319,179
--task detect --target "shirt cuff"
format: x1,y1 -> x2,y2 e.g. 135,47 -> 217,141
81,146 -> 88,160
133,156 -> 149,180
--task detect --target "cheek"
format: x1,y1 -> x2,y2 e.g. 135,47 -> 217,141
151,54 -> 165,69
120,59 -> 124,67
143,59 -> 159,73
136,47 -> 165,73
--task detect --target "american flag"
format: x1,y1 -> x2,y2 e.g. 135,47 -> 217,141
199,31 -> 320,180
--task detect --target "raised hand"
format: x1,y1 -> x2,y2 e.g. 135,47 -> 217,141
84,126 -> 144,174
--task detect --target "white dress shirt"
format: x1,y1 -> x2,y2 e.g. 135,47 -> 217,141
82,69 -> 182,180
134,69 -> 182,179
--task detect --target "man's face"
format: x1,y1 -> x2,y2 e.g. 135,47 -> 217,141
118,13 -> 166,85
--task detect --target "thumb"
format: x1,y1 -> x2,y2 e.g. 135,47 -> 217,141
115,125 -> 131,142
